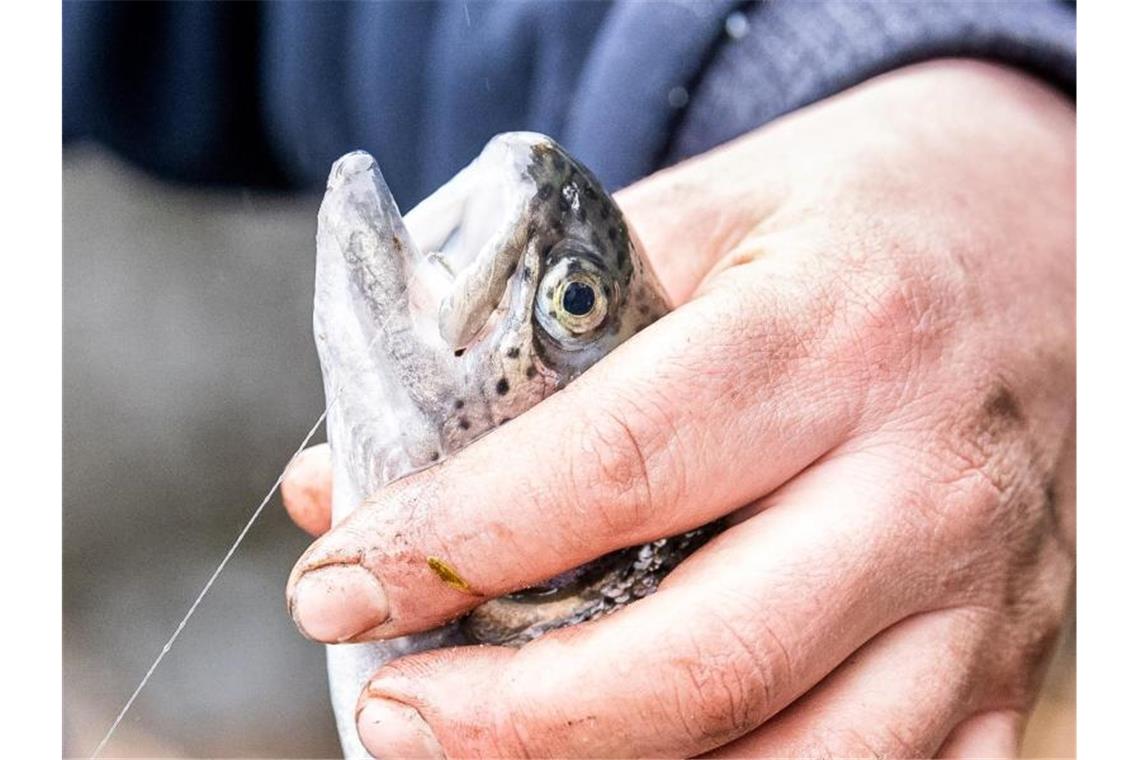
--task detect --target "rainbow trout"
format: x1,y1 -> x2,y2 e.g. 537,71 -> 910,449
314,133 -> 714,757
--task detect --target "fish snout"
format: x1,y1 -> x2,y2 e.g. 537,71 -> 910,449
327,150 -> 379,190
320,150 -> 407,245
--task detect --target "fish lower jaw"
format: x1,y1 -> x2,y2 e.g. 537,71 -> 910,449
461,525 -> 722,646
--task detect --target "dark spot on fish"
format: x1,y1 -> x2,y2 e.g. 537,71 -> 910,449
526,221 -> 537,238
522,265 -> 532,281
496,377 -> 510,395
454,399 -> 465,410
459,417 -> 471,430
506,261 -> 517,277
637,303 -> 649,316
392,235 -> 403,251
500,417 -> 512,425
590,231 -> 603,250
558,194 -> 570,213
607,226 -> 618,242
599,203 -> 611,220
538,183 -> 554,201
506,347 -> 520,359
616,244 -> 632,268
551,220 -> 563,235
454,348 -> 466,358
545,287 -> 555,299
584,185 -> 599,201
552,154 -> 565,172
430,451 -> 441,462
526,365 -> 538,379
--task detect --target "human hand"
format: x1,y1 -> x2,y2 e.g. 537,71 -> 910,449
283,60 -> 1074,758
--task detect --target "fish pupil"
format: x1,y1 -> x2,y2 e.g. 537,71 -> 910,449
562,281 -> 596,316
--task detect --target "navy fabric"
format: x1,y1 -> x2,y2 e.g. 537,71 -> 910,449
669,0 -> 1077,164
63,1 -> 1075,206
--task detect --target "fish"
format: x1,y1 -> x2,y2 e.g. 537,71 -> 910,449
313,132 -> 716,757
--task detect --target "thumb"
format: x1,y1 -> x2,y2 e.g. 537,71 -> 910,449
281,443 -> 333,537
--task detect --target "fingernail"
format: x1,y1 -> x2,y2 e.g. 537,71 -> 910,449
357,698 -> 444,759
290,564 -> 389,642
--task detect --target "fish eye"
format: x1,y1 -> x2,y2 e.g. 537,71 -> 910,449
551,271 -> 608,333
561,280 -> 596,316
535,252 -> 612,344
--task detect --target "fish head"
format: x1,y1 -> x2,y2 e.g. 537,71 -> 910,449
411,132 -> 671,430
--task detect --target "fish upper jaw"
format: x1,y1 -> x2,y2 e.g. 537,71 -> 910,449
326,150 -> 378,190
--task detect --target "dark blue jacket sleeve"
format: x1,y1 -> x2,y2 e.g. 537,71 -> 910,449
667,0 -> 1076,166
63,1 -> 1075,202
64,1 -> 288,186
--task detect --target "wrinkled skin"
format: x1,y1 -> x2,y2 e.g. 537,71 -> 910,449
308,132 -> 713,757
285,61 -> 1074,758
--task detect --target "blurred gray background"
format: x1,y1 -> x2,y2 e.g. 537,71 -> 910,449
63,145 -> 340,757
62,146 -> 1074,758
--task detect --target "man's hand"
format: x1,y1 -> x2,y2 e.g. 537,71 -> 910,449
283,60 -> 1074,758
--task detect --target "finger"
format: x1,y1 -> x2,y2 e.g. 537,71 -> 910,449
937,710 -> 1023,759
350,453 -> 950,758
287,240 -> 917,642
704,609 -> 992,758
281,443 -> 332,537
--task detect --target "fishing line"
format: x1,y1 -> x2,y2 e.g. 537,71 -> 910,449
91,229 -> 403,756
89,403 -> 332,758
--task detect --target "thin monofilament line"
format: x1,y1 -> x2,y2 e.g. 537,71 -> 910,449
90,405 -> 332,758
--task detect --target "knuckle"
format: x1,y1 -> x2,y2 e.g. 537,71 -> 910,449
925,384 -> 1043,542
660,609 -> 787,748
562,390 -> 678,540
729,239 -> 953,425
824,212 -> 932,318
839,264 -> 944,402
675,660 -> 755,746
909,383 -> 1074,626
849,264 -> 932,341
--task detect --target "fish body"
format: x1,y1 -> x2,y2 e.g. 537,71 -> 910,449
314,133 -> 710,757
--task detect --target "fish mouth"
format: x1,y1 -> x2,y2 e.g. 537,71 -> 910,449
461,547 -> 640,646
461,524 -> 721,646
508,545 -> 644,603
